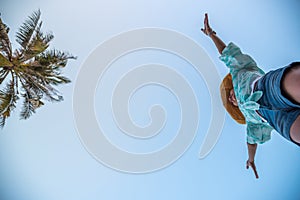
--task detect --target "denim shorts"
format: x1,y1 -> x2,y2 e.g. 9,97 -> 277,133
254,62 -> 300,146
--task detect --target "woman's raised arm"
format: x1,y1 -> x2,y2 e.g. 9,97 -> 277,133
201,13 -> 226,55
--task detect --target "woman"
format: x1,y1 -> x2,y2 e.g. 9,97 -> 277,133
201,13 -> 300,179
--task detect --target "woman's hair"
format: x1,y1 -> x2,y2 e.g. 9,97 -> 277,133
281,62 -> 300,103
287,62 -> 300,71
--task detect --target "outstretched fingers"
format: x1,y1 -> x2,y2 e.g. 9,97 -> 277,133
204,13 -> 209,28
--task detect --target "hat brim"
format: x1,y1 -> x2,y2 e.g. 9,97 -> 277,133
220,73 -> 246,124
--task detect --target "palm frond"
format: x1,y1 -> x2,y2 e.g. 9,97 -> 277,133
0,69 -> 9,84
0,115 -> 6,127
45,75 -> 71,85
0,52 -> 13,67
19,93 -> 35,120
0,17 -> 12,59
35,49 -> 76,68
15,10 -> 56,63
19,95 -> 44,120
22,59 -> 72,85
20,32 -> 52,62
16,9 -> 41,49
0,80 -> 18,128
18,71 -> 63,102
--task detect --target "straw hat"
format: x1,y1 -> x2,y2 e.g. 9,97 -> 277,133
220,73 -> 246,124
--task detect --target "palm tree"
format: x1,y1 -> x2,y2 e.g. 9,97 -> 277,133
0,10 -> 75,127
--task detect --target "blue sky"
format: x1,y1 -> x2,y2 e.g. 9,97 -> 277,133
0,0 -> 300,200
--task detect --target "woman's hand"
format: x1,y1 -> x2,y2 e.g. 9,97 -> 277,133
246,160 -> 259,179
201,13 -> 216,37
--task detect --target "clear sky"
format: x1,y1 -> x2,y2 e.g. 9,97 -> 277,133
0,0 -> 300,200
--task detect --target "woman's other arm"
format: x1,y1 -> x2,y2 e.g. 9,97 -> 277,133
246,142 -> 259,179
